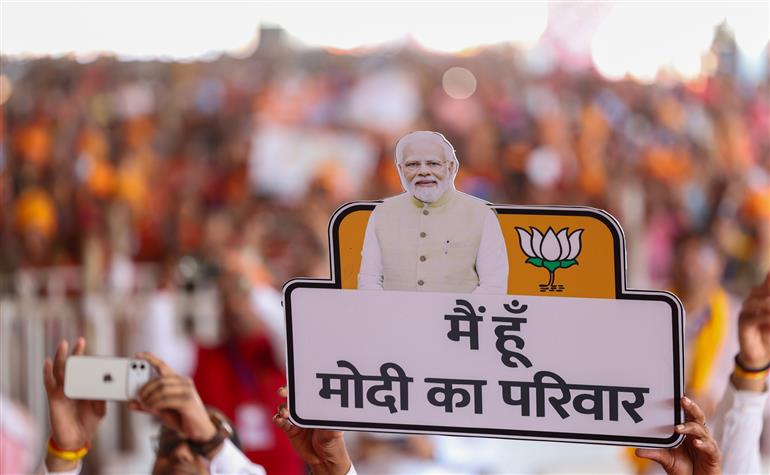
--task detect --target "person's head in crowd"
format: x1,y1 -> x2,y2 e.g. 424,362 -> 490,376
13,187 -> 58,266
258,211 -> 324,283
215,257 -> 263,339
202,211 -> 236,263
394,131 -> 458,204
150,407 -> 239,475
670,232 -> 724,299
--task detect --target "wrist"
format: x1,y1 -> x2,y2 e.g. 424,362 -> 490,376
46,436 -> 90,471
187,418 -> 218,443
309,453 -> 352,475
333,459 -> 353,475
45,453 -> 80,473
310,460 -> 352,475
49,430 -> 90,453
732,354 -> 769,392
308,462 -> 328,475
731,371 -> 767,392
736,352 -> 770,371
188,412 -> 232,460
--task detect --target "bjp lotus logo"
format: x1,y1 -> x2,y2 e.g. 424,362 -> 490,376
515,227 -> 583,292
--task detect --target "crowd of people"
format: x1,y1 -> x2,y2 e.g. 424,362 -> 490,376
3,26 -> 768,293
2,23 -> 769,474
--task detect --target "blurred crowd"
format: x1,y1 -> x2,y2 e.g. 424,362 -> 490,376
1,24 -> 769,474
3,25 -> 769,291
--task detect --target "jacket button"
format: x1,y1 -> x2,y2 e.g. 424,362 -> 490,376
420,232 -> 427,238
417,280 -> 424,286
423,209 -> 429,215
419,255 -> 426,262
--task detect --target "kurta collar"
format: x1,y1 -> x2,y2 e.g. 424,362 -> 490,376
409,188 -> 456,208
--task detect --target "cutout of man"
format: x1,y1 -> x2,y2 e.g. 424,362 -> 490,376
358,131 -> 508,294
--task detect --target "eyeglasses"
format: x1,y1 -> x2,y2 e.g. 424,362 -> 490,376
401,160 -> 447,172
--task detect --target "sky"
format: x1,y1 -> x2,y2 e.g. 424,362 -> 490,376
1,2 -> 768,81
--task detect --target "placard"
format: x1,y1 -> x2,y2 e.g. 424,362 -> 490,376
284,202 -> 684,448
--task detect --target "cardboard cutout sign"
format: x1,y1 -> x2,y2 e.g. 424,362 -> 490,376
284,202 -> 685,448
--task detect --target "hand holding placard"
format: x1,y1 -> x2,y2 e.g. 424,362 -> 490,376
635,397 -> 721,475
273,387 -> 353,475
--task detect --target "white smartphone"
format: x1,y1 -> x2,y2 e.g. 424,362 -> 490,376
64,356 -> 157,401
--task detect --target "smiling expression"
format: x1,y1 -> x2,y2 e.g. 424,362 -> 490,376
398,141 -> 455,203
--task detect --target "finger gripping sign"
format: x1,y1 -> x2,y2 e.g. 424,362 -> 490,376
284,128 -> 683,448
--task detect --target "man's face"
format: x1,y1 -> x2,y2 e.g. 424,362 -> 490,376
151,428 -> 209,475
672,239 -> 722,295
398,141 -> 455,203
217,271 -> 260,339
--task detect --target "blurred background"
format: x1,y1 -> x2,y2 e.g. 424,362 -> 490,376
1,2 -> 769,474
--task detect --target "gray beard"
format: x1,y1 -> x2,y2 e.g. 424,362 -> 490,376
407,177 -> 451,203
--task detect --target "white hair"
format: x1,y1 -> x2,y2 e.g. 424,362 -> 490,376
394,131 -> 459,175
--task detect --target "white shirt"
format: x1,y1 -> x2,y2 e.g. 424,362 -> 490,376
712,383 -> 768,474
45,439 -> 266,475
358,208 -> 508,294
45,438 -> 360,475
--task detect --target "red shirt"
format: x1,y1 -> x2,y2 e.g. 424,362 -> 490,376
194,335 -> 303,474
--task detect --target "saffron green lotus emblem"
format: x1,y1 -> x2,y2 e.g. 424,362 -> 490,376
515,227 -> 583,291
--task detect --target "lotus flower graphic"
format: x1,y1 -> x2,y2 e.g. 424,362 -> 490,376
515,227 -> 583,289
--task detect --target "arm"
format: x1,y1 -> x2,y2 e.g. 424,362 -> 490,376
473,209 -> 509,295
43,338 -> 106,474
712,273 -> 770,473
357,211 -> 384,290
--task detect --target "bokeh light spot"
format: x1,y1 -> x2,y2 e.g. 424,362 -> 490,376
442,67 -> 477,100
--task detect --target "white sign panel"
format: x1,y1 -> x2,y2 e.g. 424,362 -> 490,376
285,286 -> 684,448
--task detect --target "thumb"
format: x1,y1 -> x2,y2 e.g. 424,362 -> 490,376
635,448 -> 676,472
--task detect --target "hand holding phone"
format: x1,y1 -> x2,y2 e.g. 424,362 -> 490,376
130,352 -> 218,444
64,356 -> 158,401
44,339 -> 107,472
